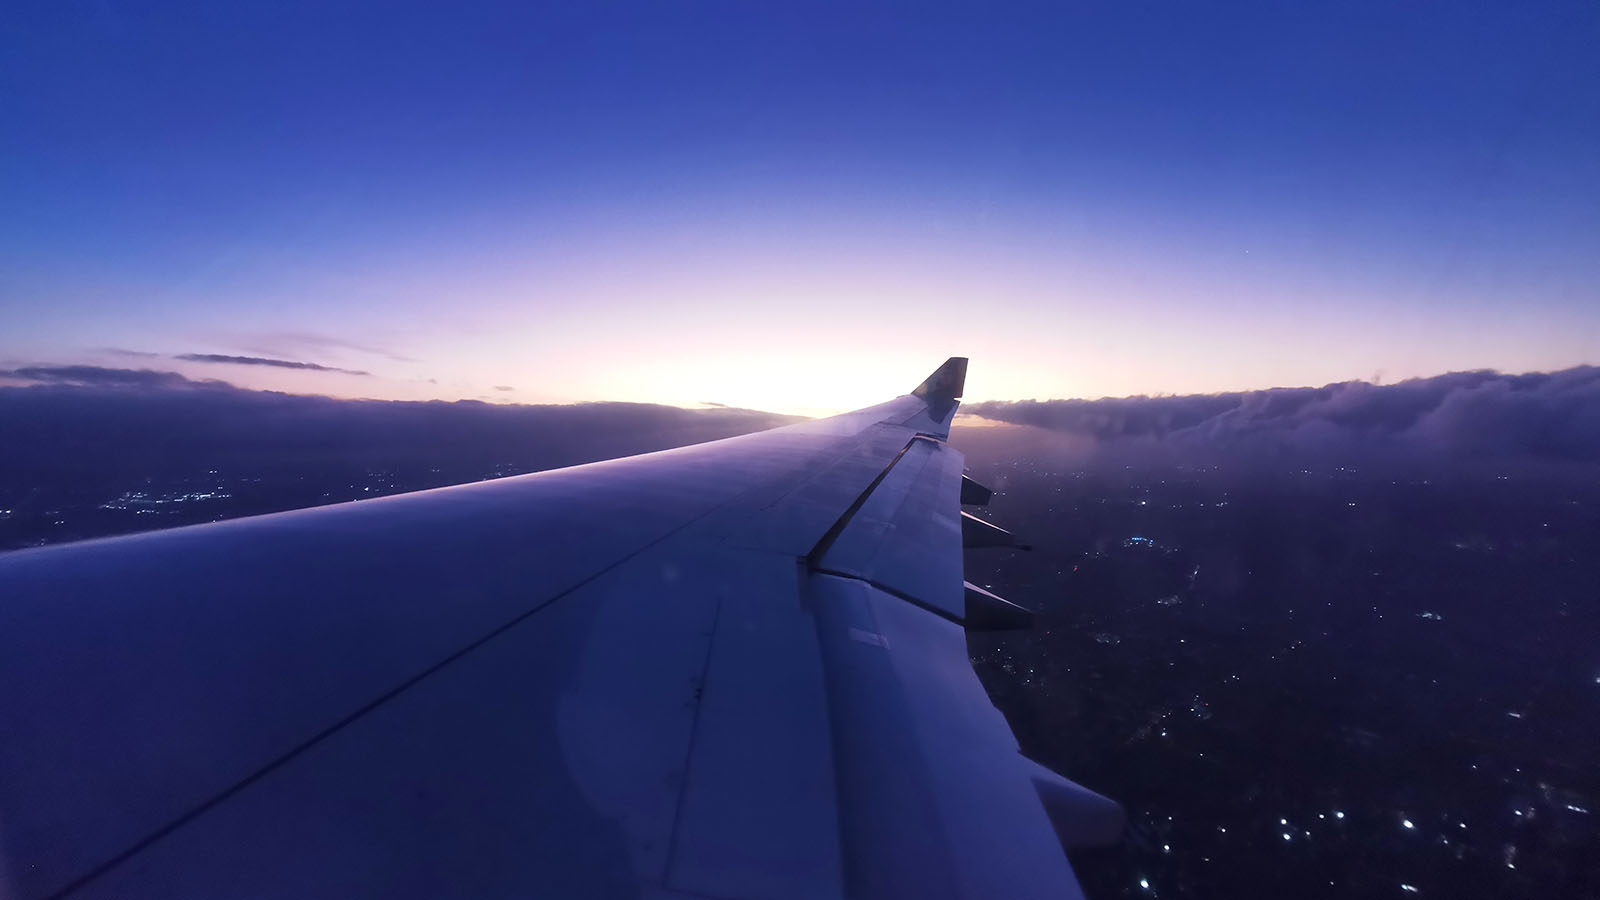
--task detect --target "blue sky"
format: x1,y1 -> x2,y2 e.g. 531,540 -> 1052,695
3,1 -> 1596,412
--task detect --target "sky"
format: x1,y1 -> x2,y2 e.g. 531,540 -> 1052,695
2,0 -> 1597,415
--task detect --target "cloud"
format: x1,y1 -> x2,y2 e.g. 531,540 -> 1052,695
239,332 -> 419,363
963,366 -> 1600,466
0,380 -> 805,483
492,385 -> 514,392
0,365 -> 219,390
175,354 -> 370,376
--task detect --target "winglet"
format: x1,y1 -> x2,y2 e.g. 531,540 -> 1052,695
912,357 -> 967,400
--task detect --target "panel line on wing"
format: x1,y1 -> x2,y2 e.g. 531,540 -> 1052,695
810,566 -> 966,629
801,437 -> 923,566
44,504 -> 744,900
661,594 -> 724,883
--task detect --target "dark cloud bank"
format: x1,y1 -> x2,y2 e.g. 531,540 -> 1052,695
0,366 -> 798,479
961,366 -> 1600,473
2,365 -> 202,390
5,363 -> 1598,487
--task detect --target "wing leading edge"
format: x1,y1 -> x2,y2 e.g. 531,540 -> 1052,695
0,358 -> 1120,900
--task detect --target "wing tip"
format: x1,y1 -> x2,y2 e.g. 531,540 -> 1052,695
912,357 -> 968,400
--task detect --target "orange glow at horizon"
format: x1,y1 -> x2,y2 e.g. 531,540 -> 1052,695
12,202 -> 1597,414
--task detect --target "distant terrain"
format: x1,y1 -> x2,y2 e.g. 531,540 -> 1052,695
956,422 -> 1599,900
0,373 -> 796,551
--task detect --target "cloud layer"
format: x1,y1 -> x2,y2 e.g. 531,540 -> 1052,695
174,353 -> 370,375
0,369 -> 801,480
0,365 -> 214,390
9,364 -> 1597,476
963,366 -> 1600,467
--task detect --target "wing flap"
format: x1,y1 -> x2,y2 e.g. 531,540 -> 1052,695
813,436 -> 967,622
809,573 -> 1086,900
662,552 -> 843,900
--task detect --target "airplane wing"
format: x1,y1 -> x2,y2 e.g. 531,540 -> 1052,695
0,357 -> 1122,900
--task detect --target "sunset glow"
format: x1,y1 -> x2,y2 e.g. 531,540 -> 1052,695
3,2 -> 1595,411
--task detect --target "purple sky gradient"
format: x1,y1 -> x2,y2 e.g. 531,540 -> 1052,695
3,1 -> 1596,414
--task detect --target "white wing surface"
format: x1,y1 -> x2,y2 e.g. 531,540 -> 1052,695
0,358 -> 1120,900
